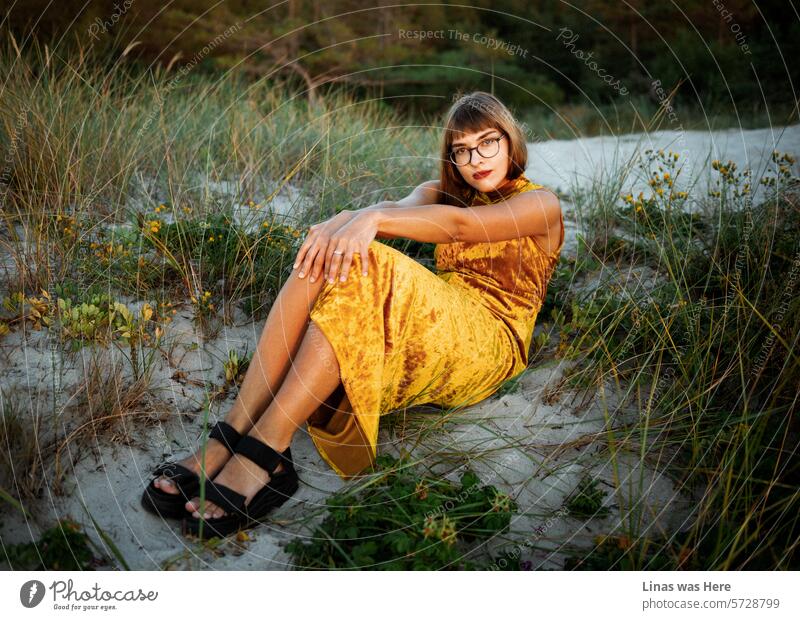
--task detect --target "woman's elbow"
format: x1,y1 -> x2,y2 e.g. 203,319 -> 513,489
450,208 -> 469,243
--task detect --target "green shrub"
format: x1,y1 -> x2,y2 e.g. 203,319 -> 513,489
285,455 -> 518,569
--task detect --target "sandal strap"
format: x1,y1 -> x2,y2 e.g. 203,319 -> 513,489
234,435 -> 293,477
202,480 -> 247,515
153,463 -> 198,490
208,421 -> 242,453
152,462 -> 197,485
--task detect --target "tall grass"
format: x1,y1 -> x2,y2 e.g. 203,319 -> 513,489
0,35 -> 438,309
0,37 -> 439,559
547,146 -> 800,569
1,35 -> 798,569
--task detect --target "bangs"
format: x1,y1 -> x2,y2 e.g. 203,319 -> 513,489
446,107 -> 496,146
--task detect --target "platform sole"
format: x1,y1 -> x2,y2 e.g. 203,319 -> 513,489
181,476 -> 299,540
141,483 -> 199,520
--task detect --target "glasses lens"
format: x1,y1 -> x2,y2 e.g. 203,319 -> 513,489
477,137 -> 501,159
453,149 -> 471,166
450,135 -> 503,166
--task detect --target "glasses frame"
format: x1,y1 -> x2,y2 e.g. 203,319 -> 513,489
449,133 -> 506,167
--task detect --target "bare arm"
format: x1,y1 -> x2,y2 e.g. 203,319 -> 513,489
361,180 -> 441,239
294,182 -> 559,283
292,180 -> 444,277
371,188 -> 561,244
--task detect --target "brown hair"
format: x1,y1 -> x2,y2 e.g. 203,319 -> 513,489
437,91 -> 528,207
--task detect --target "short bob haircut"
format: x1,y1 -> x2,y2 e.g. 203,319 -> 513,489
437,91 -> 528,207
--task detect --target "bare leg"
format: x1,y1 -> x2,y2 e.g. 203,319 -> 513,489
186,320 -> 341,518
155,268 -> 328,494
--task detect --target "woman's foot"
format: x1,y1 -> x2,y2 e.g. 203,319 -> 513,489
153,436 -> 237,495
185,437 -> 287,519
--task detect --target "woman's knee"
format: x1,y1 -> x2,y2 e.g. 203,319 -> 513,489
322,240 -> 390,285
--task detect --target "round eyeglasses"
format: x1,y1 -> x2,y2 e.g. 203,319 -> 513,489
449,133 -> 506,166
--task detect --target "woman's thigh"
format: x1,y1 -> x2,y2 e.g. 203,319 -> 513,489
309,240 -> 516,410
364,246 -> 517,409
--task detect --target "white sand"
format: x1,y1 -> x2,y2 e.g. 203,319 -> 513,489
527,125 -> 800,206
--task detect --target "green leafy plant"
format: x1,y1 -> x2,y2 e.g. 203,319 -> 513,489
0,289 -> 54,330
55,292 -> 163,379
223,347 -> 252,386
285,456 -> 518,569
564,475 -> 610,519
2,518 -> 104,570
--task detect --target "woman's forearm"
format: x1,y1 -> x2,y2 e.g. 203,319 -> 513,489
356,200 -> 403,239
368,204 -> 462,244
359,199 -> 397,212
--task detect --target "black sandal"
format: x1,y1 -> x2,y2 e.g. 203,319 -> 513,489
140,421 -> 244,519
181,435 -> 299,540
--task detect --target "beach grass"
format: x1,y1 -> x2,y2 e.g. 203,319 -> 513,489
1,36 -> 798,570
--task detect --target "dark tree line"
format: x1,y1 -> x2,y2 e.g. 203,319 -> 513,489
1,0 -> 796,116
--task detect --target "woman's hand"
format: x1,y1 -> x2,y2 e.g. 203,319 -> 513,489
292,209 -> 356,282
293,209 -> 379,283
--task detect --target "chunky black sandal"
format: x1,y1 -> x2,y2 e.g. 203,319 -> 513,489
181,435 -> 299,540
140,421 -> 244,519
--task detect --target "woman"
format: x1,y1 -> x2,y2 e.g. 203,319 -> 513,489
141,91 -> 564,540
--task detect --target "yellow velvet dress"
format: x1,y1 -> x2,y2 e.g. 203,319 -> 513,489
305,174 -> 564,478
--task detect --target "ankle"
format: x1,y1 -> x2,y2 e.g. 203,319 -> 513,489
247,430 -> 291,454
224,418 -> 251,436
187,439 -> 228,469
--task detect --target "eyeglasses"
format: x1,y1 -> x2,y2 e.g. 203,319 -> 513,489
449,133 -> 506,166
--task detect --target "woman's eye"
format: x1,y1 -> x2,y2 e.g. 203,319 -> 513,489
482,138 -> 495,146
454,147 -> 467,155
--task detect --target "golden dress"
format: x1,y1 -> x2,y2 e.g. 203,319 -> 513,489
305,175 -> 564,478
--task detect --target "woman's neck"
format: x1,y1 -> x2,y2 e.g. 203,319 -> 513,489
482,175 -> 526,198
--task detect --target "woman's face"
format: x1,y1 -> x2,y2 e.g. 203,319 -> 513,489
450,127 -> 511,192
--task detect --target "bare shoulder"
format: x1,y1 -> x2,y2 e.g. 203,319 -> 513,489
527,186 -> 559,203
420,179 -> 441,197
523,187 -> 561,213
526,188 -> 562,255
394,179 -> 442,210
414,179 -> 441,203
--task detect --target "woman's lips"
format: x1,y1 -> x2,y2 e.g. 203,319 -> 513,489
473,169 -> 492,180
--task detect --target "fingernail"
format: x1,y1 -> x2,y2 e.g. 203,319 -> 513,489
203,512 -> 209,519
292,263 -> 298,269
298,272 -> 304,278
328,277 -> 334,283
340,275 -> 346,281
310,276 -> 315,282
